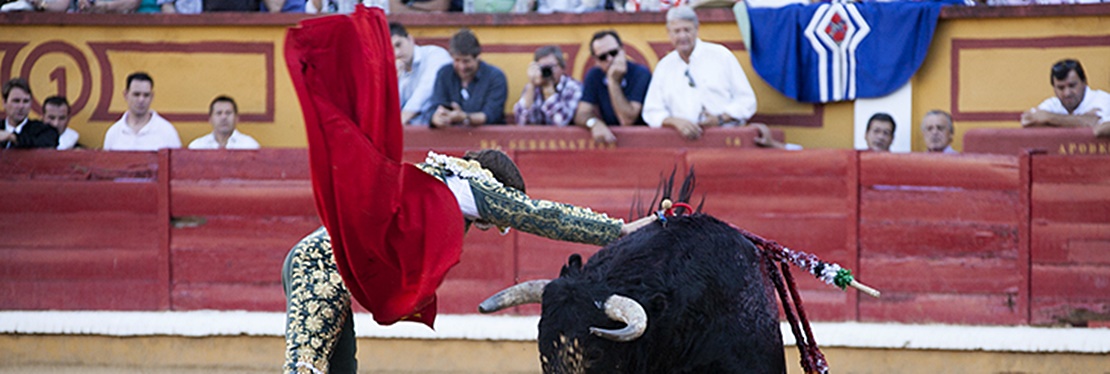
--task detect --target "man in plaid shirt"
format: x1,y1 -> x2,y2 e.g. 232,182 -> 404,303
513,45 -> 582,126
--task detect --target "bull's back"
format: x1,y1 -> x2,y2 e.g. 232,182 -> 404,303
591,214 -> 786,373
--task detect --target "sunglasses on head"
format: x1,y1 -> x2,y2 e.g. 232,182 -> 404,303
596,49 -> 619,62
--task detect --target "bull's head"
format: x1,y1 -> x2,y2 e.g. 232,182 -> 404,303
479,255 -> 649,373
480,281 -> 647,341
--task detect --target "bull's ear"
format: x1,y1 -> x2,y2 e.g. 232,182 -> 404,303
560,254 -> 584,276
648,292 -> 668,314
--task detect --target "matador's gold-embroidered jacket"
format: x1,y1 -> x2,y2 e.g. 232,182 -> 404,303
416,154 -> 622,246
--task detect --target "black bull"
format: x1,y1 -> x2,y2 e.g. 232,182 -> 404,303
480,214 -> 786,373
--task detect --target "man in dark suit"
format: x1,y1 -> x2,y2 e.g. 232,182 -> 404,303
2,78 -> 58,149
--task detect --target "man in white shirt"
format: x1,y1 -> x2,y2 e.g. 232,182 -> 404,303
188,95 -> 261,150
642,5 -> 757,140
390,22 -> 452,125
42,96 -> 79,150
103,72 -> 182,151
1021,59 -> 1110,129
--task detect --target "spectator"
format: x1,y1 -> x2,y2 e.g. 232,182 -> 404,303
1,78 -> 58,149
535,0 -> 603,13
1021,59 -> 1110,129
158,0 -> 201,13
513,45 -> 581,126
261,0 -> 305,12
865,112 -> 895,152
188,95 -> 260,149
388,0 -> 451,12
642,5 -> 757,140
75,0 -> 158,13
308,0 -> 389,13
42,95 -> 80,150
425,28 -> 508,127
573,30 -> 651,144
752,123 -> 802,150
921,109 -> 956,153
1,0 -> 35,11
30,0 -> 71,12
103,72 -> 182,151
158,0 -> 302,13
391,22 -> 452,125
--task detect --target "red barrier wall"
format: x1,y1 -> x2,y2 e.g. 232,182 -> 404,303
0,150 -> 170,310
403,126 -> 771,152
3,144 -> 1108,326
1029,155 -> 1110,325
168,150 -> 317,311
964,128 -> 1110,156
690,149 -> 860,321
858,152 -> 1028,325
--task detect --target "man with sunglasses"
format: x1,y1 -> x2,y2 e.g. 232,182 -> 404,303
642,5 -> 757,140
573,30 -> 652,144
1021,59 -> 1110,130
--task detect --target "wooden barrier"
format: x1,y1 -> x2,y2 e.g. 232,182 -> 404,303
168,149 -> 317,311
403,126 -> 770,152
3,147 -> 1109,326
0,149 -> 170,310
964,128 -> 1110,156
689,148 -> 860,321
858,152 -> 1027,325
1029,155 -> 1110,325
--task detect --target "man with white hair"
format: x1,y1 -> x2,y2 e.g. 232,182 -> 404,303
642,5 -> 757,140
920,109 -> 956,153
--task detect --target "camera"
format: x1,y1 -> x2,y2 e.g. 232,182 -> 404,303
541,66 -> 553,78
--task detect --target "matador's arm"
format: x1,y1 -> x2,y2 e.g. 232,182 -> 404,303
470,178 -> 622,246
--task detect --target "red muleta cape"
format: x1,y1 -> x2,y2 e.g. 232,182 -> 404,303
284,6 -> 464,328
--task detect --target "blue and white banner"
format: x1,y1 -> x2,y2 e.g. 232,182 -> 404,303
745,1 -> 946,103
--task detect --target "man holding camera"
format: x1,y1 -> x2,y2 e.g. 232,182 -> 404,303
513,45 -> 582,126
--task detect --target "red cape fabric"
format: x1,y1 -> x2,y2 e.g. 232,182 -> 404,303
284,6 -> 464,327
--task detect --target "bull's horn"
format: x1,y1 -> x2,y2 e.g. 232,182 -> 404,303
478,279 -> 550,313
589,294 -> 647,342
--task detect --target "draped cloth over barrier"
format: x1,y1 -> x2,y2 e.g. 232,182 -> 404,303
742,0 -> 945,103
284,6 -> 464,327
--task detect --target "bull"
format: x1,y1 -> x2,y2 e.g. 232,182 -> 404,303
480,212 -> 786,373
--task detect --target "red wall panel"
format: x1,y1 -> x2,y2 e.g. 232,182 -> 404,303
858,152 -> 1026,325
0,150 -> 167,310
167,149 -> 317,311
688,149 -> 859,321
3,145 -> 1108,327
1029,155 -> 1110,325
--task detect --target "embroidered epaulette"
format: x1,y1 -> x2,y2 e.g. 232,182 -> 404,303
420,151 -> 500,186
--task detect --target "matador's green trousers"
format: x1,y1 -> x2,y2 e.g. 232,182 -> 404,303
282,227 -> 358,374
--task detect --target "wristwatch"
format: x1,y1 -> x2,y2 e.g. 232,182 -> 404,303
586,117 -> 599,129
